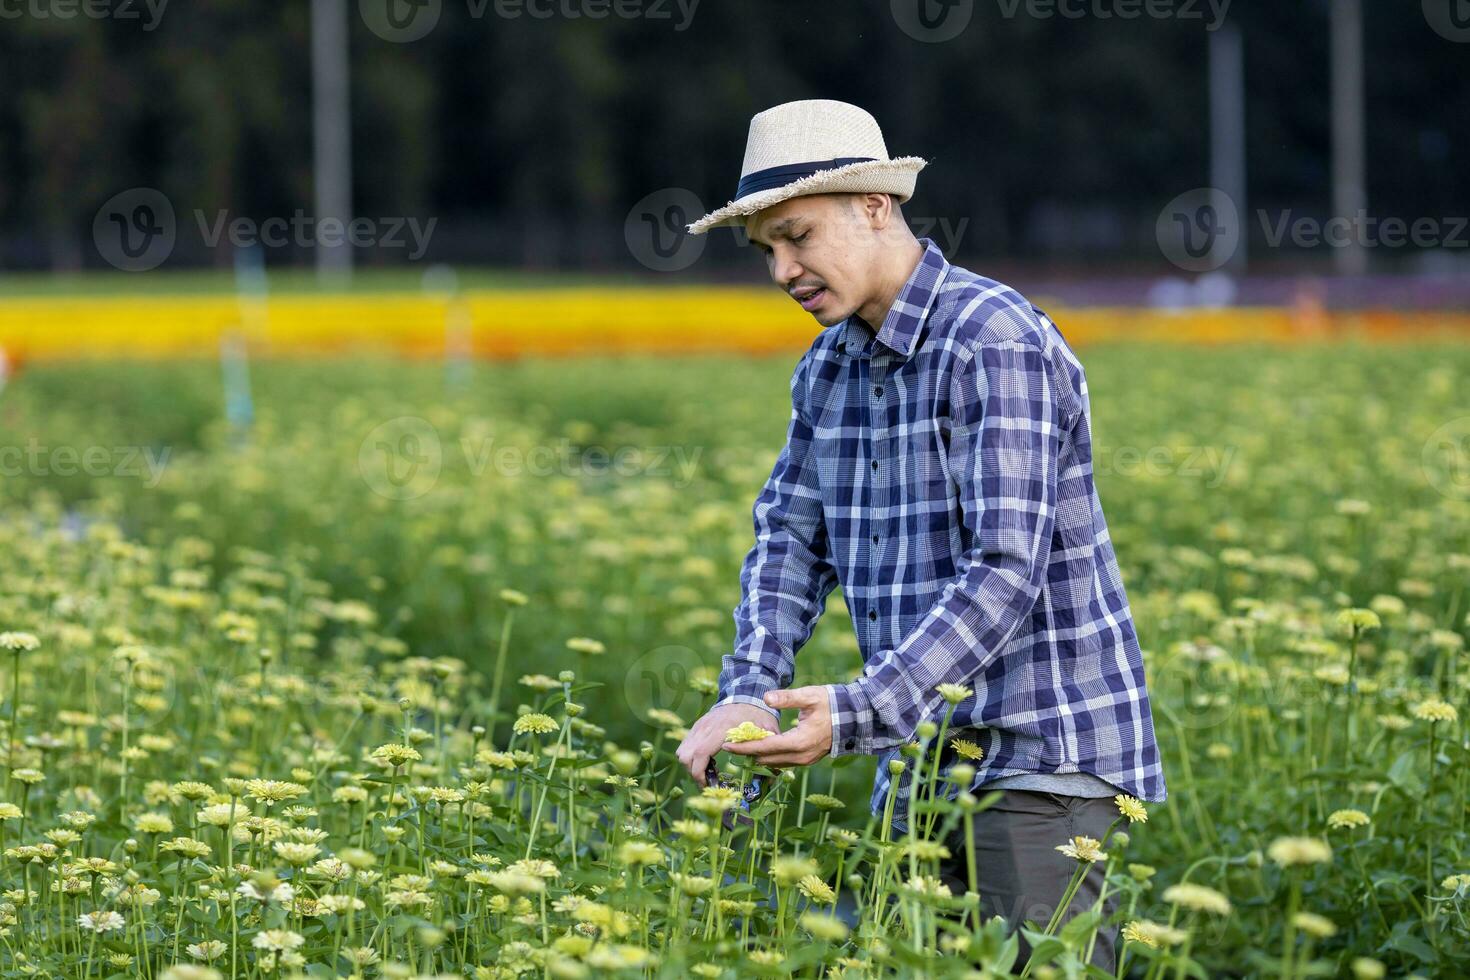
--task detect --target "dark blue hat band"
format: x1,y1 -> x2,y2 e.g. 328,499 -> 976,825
734,156 -> 879,200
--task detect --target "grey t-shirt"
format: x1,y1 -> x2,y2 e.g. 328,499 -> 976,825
985,771 -> 1121,797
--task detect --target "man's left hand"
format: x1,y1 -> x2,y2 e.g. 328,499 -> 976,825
720,686 -> 833,767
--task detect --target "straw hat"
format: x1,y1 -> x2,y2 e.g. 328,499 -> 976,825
685,99 -> 927,236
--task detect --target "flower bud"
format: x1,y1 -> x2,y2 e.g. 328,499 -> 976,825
916,720 -> 938,741
887,759 -> 907,776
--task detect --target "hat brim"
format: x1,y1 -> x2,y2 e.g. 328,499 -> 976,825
685,156 -> 928,236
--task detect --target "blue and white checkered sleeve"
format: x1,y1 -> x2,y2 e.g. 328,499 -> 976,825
715,351 -> 838,722
828,337 -> 1063,755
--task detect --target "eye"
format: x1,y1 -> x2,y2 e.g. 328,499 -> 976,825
792,231 -> 810,244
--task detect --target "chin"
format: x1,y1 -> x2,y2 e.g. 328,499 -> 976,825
814,304 -> 851,328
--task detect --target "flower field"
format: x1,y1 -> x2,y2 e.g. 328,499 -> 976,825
0,343 -> 1467,977
3,289 -> 1470,361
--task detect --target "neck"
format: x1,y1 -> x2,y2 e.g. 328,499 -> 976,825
856,239 -> 925,332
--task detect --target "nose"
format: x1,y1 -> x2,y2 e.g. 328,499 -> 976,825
769,247 -> 803,288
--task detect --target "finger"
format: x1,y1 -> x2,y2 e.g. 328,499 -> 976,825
721,731 -> 806,758
763,687 -> 819,711
687,750 -> 709,787
736,751 -> 813,768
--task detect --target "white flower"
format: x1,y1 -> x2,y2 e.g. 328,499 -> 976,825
77,910 -> 126,933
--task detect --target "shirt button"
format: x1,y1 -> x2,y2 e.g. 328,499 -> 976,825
845,739 -> 856,750
871,460 -> 879,471
868,610 -> 877,621
873,385 -> 883,397
871,534 -> 879,544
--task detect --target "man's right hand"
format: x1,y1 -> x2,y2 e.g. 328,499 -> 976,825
676,702 -> 780,787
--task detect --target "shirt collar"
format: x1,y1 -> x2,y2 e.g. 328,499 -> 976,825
838,237 -> 948,360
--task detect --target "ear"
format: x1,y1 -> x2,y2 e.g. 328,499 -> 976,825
855,192 -> 895,231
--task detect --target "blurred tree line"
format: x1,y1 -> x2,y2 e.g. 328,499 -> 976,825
0,0 -> 1464,273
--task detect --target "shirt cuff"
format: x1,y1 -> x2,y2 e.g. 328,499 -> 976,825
826,681 -> 872,757
710,693 -> 780,724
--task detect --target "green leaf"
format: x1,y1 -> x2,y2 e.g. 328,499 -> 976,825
1058,905 -> 1102,946
1386,748 -> 1424,794
1380,921 -> 1436,963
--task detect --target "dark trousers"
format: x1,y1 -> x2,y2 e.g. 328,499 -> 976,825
937,790 -> 1119,972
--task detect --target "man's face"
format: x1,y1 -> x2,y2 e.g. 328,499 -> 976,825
745,194 -> 877,328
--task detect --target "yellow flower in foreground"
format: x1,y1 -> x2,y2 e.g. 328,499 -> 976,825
1267,836 -> 1332,867
1122,919 -> 1188,948
1326,808 -> 1370,830
936,683 -> 972,704
724,721 -> 772,744
162,965 -> 224,980
1441,873 -> 1470,891
498,589 -> 529,606
800,911 -> 849,941
1115,794 -> 1148,823
1056,836 -> 1106,863
796,874 -> 836,904
697,785 -> 742,812
949,738 -> 984,761
771,856 -> 819,885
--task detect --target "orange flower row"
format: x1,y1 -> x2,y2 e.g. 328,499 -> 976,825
0,290 -> 1465,361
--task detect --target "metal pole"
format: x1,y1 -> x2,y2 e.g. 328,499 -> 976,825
1330,0 -> 1366,276
312,0 -> 353,282
1209,23 -> 1247,273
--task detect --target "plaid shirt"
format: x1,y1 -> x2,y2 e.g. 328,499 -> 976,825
716,237 -> 1166,819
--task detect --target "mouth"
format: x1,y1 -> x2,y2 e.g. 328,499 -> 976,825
791,286 -> 827,312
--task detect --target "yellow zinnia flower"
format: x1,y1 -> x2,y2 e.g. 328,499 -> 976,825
1115,794 -> 1148,823
1326,808 -> 1369,830
1056,835 -> 1106,863
723,721 -> 772,743
1267,836 -> 1332,867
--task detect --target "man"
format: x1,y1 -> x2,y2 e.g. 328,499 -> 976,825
673,99 -> 1166,969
